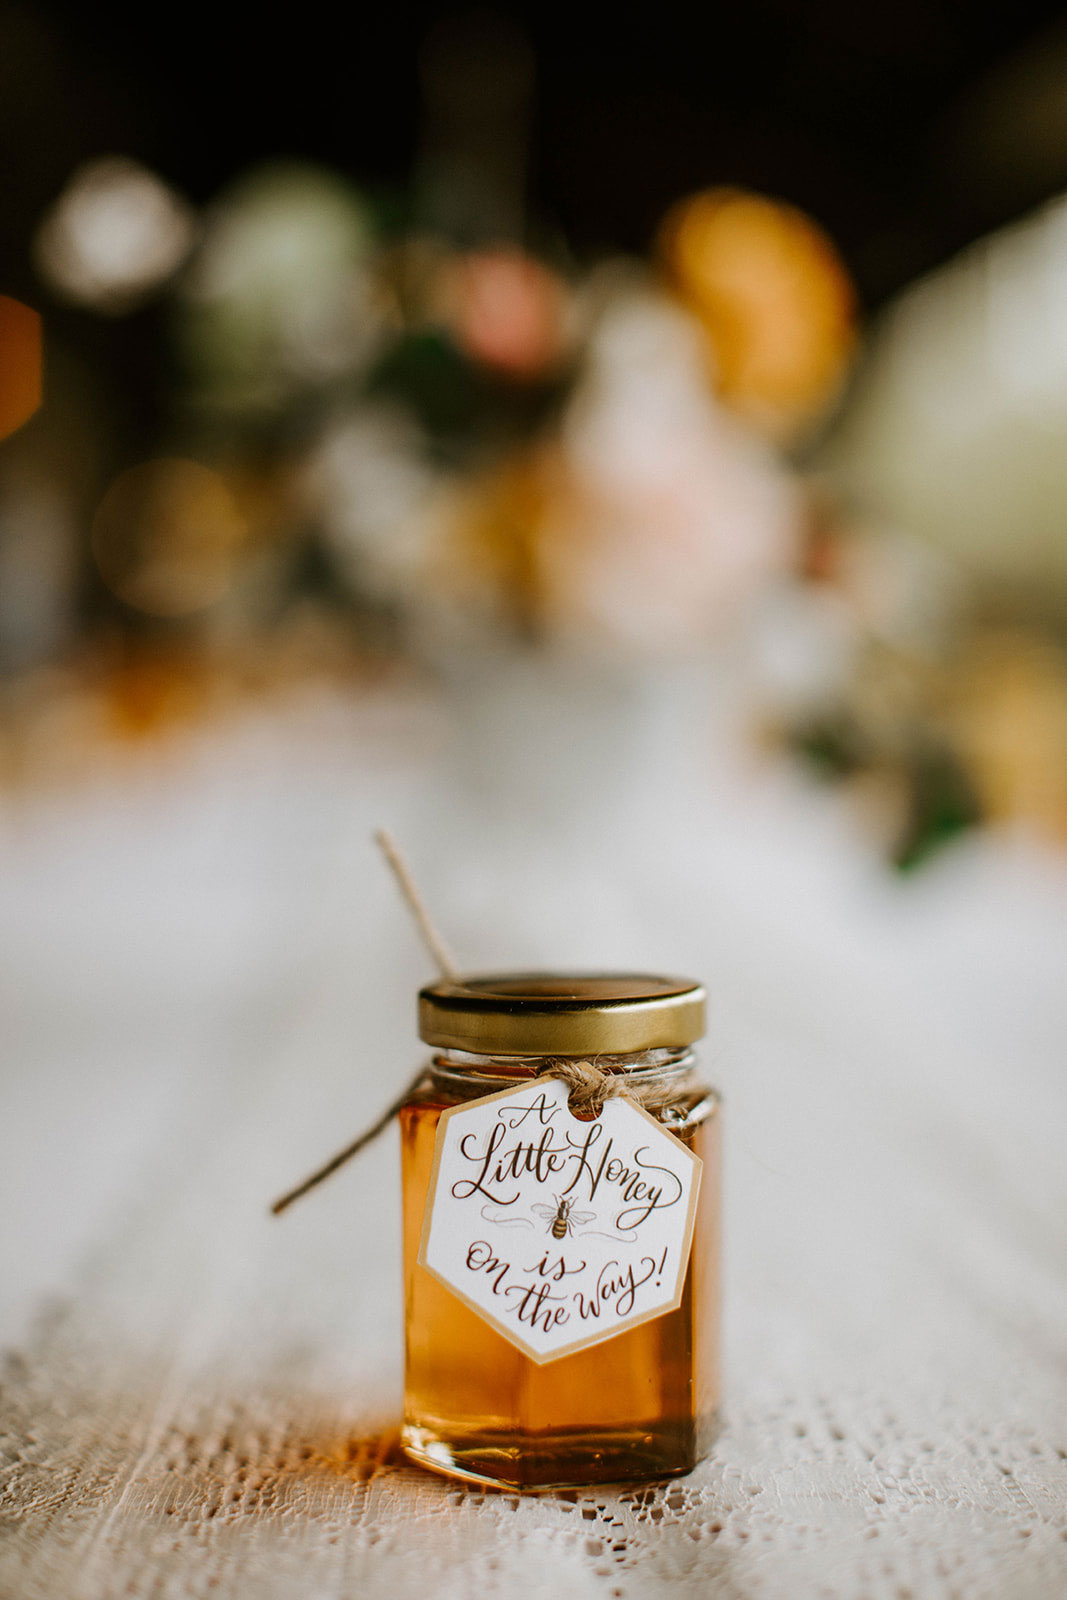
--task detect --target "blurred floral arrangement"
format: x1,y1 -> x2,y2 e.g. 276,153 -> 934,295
1,137 -> 1066,866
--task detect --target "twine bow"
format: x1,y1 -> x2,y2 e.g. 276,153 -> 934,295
546,1057 -> 640,1115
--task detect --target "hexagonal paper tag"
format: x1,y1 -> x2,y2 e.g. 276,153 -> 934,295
418,1076 -> 701,1363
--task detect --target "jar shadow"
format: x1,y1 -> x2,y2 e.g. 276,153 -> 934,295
133,1404 -> 741,1592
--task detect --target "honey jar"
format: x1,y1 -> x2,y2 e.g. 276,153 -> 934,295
399,971 -> 721,1489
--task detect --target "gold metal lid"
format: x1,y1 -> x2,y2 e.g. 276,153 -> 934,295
418,971 -> 706,1056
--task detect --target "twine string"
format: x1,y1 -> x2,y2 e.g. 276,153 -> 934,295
270,1066 -> 427,1215
547,1057 -> 626,1114
272,828 -> 454,1216
547,1057 -> 684,1116
373,828 -> 457,981
271,1058 -> 680,1215
269,831 -> 683,1218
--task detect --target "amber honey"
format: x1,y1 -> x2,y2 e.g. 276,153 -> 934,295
269,963 -> 719,1487
400,1061 -> 720,1489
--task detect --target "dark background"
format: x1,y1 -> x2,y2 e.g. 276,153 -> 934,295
4,0 -> 1067,308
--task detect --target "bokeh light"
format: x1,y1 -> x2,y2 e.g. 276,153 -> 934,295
540,287 -> 797,646
658,187 -> 857,443
432,288 -> 797,650
949,631 -> 1067,839
179,163 -> 381,407
826,191 -> 1067,604
0,295 -> 42,440
33,156 -> 196,313
0,17 -> 1061,869
447,248 -> 569,379
90,459 -> 247,616
303,409 -> 438,605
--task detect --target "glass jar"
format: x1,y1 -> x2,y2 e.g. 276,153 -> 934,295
399,972 -> 721,1490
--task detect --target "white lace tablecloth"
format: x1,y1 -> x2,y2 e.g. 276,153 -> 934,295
1,683 -> 1065,1599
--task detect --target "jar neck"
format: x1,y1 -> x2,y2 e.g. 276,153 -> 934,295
429,1045 -> 697,1095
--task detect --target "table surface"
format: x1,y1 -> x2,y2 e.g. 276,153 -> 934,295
1,684 -> 1065,1600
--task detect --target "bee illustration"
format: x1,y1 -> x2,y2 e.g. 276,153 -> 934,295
532,1194 -> 596,1240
